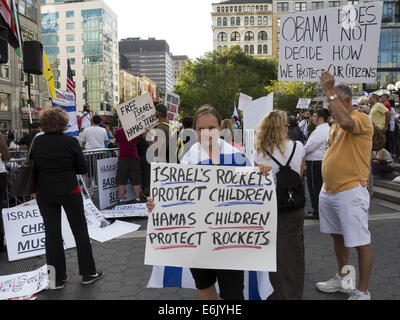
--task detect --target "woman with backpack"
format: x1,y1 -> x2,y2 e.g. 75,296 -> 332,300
255,110 -> 306,300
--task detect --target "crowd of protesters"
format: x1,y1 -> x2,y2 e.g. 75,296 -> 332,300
0,70 -> 399,300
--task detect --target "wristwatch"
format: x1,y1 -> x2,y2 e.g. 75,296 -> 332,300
328,94 -> 338,101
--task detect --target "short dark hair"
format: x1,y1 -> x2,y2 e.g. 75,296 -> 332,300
182,116 -> 194,129
193,105 -> 222,130
93,115 -> 102,125
314,109 -> 330,122
156,104 -> 168,119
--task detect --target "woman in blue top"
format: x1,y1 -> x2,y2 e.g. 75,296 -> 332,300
147,105 -> 271,300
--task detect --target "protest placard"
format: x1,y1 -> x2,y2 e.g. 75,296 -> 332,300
102,203 -> 149,219
97,158 -> 135,209
165,92 -> 180,121
0,265 -> 49,300
296,98 -> 312,109
278,2 -> 383,83
2,205 -> 76,261
145,163 -> 277,272
242,93 -> 274,133
115,93 -> 158,141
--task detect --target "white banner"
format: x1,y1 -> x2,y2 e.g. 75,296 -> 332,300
0,266 -> 50,300
278,2 -> 383,83
102,203 -> 149,219
115,93 -> 159,141
97,158 -> 135,210
145,164 -> 277,272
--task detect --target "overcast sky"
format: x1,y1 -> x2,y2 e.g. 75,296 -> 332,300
104,0 -> 219,60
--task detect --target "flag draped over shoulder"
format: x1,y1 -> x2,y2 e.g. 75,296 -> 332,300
0,0 -> 19,48
43,49 -> 56,99
147,266 -> 274,300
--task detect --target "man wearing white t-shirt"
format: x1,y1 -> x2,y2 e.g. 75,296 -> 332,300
304,109 -> 331,220
79,105 -> 93,131
81,115 -> 109,187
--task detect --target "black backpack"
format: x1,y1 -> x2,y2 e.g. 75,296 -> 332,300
266,142 -> 306,213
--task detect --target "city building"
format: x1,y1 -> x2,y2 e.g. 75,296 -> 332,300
0,0 -> 49,136
119,70 -> 158,104
41,0 -> 119,115
211,0 -> 273,57
172,55 -> 189,86
119,37 -> 174,97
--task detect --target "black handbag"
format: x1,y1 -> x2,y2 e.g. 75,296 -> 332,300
11,136 -> 37,197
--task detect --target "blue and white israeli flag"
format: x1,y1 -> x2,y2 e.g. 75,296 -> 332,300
53,90 -> 79,139
147,266 -> 273,300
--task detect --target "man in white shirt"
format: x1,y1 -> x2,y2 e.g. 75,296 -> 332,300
79,104 -> 93,132
304,109 -> 331,220
81,115 -> 109,187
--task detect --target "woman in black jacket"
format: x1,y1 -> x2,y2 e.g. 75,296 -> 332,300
31,107 -> 103,289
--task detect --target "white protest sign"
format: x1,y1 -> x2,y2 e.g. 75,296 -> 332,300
278,2 -> 383,83
0,265 -> 49,300
165,92 -> 180,121
242,93 -> 274,133
238,93 -> 253,111
2,206 -> 76,262
145,163 -> 277,272
115,93 -> 159,141
88,220 -> 141,243
97,158 -> 135,209
102,203 -> 149,219
83,199 -> 110,229
296,98 -> 312,109
245,130 -> 256,165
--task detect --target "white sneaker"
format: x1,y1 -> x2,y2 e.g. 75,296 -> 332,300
348,289 -> 371,300
316,274 -> 354,294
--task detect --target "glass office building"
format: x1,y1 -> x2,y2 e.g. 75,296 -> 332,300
41,0 -> 119,113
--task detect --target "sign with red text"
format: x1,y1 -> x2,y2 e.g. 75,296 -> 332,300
165,92 -> 180,121
278,2 -> 383,83
116,93 -> 159,141
144,164 -> 277,272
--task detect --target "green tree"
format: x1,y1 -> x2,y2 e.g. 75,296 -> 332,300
265,80 -> 319,115
174,46 -> 278,120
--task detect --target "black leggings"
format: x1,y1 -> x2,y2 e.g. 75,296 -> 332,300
37,192 -> 96,280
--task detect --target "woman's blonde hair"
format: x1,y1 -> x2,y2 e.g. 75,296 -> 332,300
256,110 -> 288,157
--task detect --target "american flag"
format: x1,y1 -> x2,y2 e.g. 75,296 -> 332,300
66,59 -> 76,100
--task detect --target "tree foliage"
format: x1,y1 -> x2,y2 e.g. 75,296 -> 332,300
174,46 -> 278,120
265,80 -> 319,115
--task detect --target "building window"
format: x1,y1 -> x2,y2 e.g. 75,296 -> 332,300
66,11 -> 74,18
244,45 -> 249,54
67,46 -> 75,53
234,6 -> 237,11
258,16 -> 262,25
264,16 -> 268,25
236,17 -> 240,26
231,17 -> 235,26
277,2 -> 289,12
18,0 -> 37,22
217,46 -> 222,51
244,31 -> 254,41
260,5 -> 263,11
263,45 -> 268,54
250,45 -> 254,54
0,64 -> 9,80
221,7 -> 224,12
66,23 -> 74,30
250,16 -> 255,25
258,31 -> 268,41
0,93 -> 9,112
258,45 -> 262,54
256,6 -> 259,11
217,7 -> 220,12
230,6 -> 233,12
217,32 -> 227,42
245,16 -> 249,25
223,17 -> 227,26
69,58 -> 76,65
312,2 -> 324,10
348,0 -> 359,5
295,2 -> 307,12
328,1 -> 341,7
66,34 -> 75,41
217,17 -> 221,26
231,32 -> 241,41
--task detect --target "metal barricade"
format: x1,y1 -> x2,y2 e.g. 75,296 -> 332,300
3,148 -> 119,209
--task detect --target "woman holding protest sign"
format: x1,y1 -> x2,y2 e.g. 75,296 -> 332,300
255,110 -> 306,300
147,105 -> 272,300
30,108 -> 103,289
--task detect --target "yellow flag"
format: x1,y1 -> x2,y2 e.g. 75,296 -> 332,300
42,50 -> 56,99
